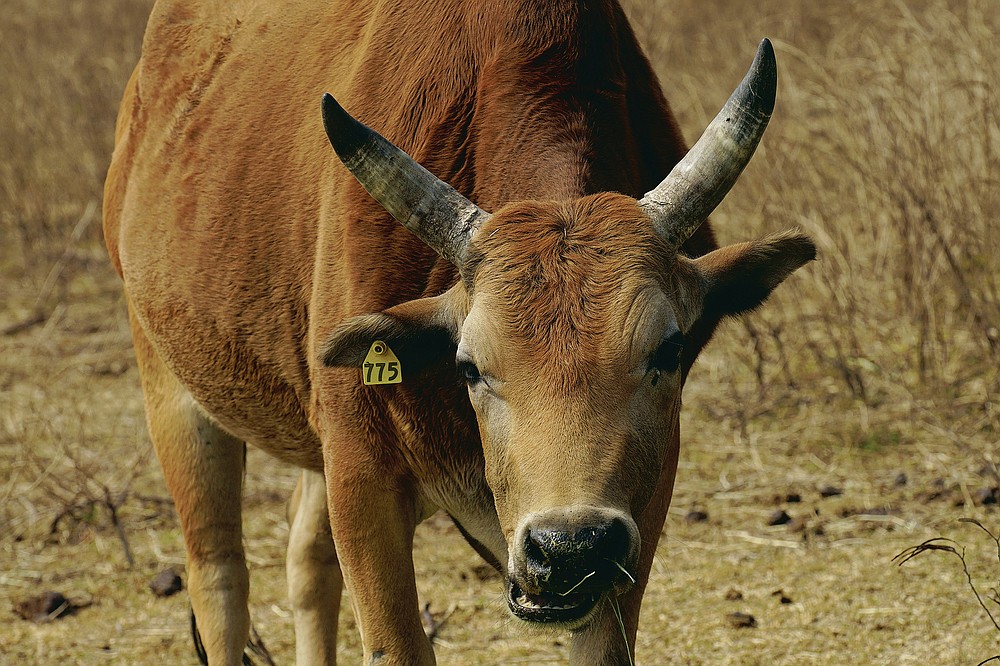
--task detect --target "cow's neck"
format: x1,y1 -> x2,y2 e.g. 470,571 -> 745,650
465,2 -> 650,208
475,124 -> 590,205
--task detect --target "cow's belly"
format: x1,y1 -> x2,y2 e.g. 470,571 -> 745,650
192,386 -> 323,472
128,288 -> 324,471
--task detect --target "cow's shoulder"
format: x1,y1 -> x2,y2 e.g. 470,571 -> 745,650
136,0 -> 250,108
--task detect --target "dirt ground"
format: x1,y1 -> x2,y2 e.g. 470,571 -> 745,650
2,0 -> 998,664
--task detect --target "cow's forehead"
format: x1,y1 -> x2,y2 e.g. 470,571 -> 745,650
462,193 -> 685,373
469,193 -> 672,290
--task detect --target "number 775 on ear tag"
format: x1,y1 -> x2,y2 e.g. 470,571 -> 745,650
362,340 -> 402,385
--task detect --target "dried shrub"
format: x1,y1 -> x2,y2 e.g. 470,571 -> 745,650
895,518 -> 1000,665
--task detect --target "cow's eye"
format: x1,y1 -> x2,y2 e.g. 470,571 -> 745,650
456,359 -> 483,386
650,332 -> 685,376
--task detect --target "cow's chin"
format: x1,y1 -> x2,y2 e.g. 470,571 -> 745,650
506,578 -> 602,628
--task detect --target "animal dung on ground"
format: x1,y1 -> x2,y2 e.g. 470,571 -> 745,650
724,587 -> 744,601
819,485 -> 843,498
767,509 -> 792,526
684,509 -> 709,523
14,591 -> 77,623
149,568 -> 184,597
726,611 -> 757,628
974,486 -> 998,506
771,589 -> 793,604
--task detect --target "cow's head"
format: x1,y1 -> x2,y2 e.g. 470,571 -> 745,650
321,40 -> 814,627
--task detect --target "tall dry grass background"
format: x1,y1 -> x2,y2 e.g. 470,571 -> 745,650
629,0 -> 999,445
1,0 -> 997,663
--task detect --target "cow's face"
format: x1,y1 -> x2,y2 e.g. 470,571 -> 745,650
320,39 -> 811,628
449,195 -> 812,624
457,196 -> 688,624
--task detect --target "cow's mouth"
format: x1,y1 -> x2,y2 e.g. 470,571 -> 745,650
506,578 -> 600,625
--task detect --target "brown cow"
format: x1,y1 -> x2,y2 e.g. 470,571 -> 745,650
103,0 -> 814,664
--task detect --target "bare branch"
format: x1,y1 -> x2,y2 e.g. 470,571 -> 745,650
895,525 -> 1000,636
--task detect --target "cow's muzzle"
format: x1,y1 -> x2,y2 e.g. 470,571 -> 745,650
507,508 -> 639,626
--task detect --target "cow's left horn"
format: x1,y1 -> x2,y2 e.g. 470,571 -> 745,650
639,39 -> 777,248
322,93 -> 490,266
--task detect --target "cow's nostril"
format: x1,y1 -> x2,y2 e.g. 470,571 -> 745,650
522,530 -> 553,583
523,528 -> 546,563
522,516 -> 631,594
597,517 -> 630,564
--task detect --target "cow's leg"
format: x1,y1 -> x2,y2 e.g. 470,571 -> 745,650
324,455 -> 434,665
130,310 -> 250,665
569,450 -> 679,665
286,469 -> 342,665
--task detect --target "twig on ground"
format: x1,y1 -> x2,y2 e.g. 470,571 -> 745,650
1,311 -> 47,336
894,518 -> 1000,646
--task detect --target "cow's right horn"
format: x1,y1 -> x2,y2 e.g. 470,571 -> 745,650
639,39 -> 777,249
322,93 -> 490,266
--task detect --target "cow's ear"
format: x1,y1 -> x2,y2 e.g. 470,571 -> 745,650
695,230 -> 816,320
320,288 -> 466,372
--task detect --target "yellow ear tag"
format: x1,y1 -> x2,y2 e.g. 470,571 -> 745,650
362,340 -> 402,385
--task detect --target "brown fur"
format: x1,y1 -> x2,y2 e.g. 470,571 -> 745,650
469,195 -> 673,364
103,1 -> 813,664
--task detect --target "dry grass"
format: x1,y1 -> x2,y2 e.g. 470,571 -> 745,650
1,0 -> 998,663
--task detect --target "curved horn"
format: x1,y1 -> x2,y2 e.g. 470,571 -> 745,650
321,93 -> 490,266
639,39 -> 777,248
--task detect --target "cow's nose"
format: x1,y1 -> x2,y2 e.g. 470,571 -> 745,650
522,515 -> 631,595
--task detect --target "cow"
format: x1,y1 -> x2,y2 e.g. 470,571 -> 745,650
102,0 -> 815,664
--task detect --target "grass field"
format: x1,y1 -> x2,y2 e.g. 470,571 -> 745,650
1,0 -> 998,663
